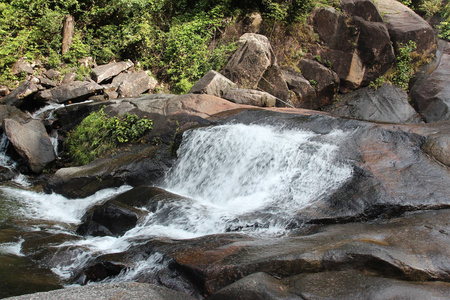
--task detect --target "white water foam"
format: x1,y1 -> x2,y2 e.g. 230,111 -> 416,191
0,238 -> 25,256
0,185 -> 132,225
0,123 -> 354,282
157,124 -> 353,236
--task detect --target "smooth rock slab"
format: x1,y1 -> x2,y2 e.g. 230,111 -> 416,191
326,83 -> 422,123
284,270 -> 450,299
3,119 -> 56,173
147,209 -> 450,295
4,282 -> 195,300
209,272 -> 299,300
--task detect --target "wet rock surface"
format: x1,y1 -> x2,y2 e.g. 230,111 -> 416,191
284,270 -> 450,299
5,282 -> 196,300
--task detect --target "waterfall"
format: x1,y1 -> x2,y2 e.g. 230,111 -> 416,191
159,124 -> 353,235
0,122 -> 354,284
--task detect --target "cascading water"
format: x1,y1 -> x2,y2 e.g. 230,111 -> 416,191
0,122 -> 354,291
159,124 -> 353,235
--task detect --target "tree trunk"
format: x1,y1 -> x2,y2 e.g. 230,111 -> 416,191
62,15 -> 74,55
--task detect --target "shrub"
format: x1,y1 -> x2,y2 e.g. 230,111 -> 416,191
370,41 -> 422,91
65,108 -> 153,165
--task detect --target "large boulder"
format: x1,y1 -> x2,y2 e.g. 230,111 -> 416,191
91,61 -> 134,83
0,105 -> 32,128
45,145 -> 173,198
3,119 -> 56,173
112,71 -> 158,98
423,133 -> 450,167
312,2 -> 395,91
374,0 -> 437,55
297,59 -> 339,108
326,83 -> 422,123
257,65 -> 291,102
36,81 -> 103,104
223,33 -> 276,89
189,70 -> 237,97
222,88 -> 277,107
410,40 -> 450,122
281,67 -> 316,109
0,80 -> 39,107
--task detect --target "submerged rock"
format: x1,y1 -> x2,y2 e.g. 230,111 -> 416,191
77,200 -> 143,237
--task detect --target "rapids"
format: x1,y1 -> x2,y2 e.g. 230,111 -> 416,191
0,122 -> 353,294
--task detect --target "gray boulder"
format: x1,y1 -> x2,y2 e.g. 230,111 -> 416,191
297,59 -> 339,108
375,0 -> 436,55
0,80 -> 39,107
11,57 -> 34,75
223,33 -> 276,89
281,67 -> 316,109
37,81 -> 103,104
423,134 -> 450,167
38,76 -> 57,88
257,65 -> 291,103
189,70 -> 237,97
3,119 -> 56,173
112,70 -> 157,98
0,105 -> 32,128
312,2 -> 395,91
326,83 -> 422,123
92,61 -> 134,83
222,88 -> 277,107
410,40 -> 450,122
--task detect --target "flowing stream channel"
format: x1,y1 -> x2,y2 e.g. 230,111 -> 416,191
0,121 -> 353,296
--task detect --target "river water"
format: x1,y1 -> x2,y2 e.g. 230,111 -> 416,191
0,122 -> 353,298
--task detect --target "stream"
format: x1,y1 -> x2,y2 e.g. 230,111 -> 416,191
0,118 -> 353,298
